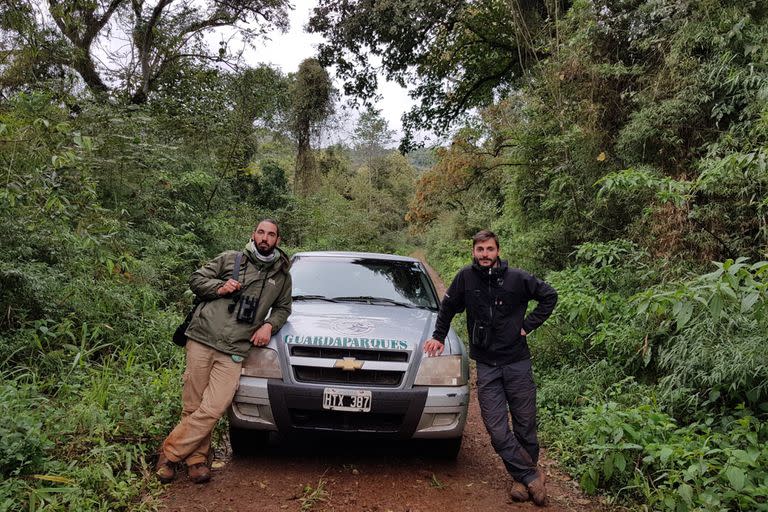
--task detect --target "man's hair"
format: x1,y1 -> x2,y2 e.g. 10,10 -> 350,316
472,229 -> 499,248
257,218 -> 280,238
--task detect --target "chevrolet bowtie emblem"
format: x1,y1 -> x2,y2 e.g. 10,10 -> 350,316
334,357 -> 364,371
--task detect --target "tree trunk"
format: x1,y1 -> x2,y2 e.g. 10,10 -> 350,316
294,128 -> 318,197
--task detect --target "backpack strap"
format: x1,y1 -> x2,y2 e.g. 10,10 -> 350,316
232,252 -> 244,281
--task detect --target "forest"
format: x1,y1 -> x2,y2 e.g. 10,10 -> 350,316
1,0 -> 766,510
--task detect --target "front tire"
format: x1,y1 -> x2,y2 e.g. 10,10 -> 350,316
229,426 -> 269,457
423,436 -> 462,459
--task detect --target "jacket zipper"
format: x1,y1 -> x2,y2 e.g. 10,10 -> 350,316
488,267 -> 493,325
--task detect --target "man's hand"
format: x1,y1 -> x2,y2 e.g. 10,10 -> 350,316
251,323 -> 272,346
423,338 -> 445,357
521,328 -> 527,336
217,279 -> 242,296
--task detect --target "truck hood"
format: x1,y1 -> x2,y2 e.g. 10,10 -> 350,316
277,302 -> 437,353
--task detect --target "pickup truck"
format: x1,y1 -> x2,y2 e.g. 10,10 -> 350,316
228,251 -> 469,458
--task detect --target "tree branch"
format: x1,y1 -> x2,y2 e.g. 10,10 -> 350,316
83,0 -> 125,45
450,60 -> 517,120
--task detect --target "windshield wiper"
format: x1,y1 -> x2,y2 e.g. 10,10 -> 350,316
331,295 -> 425,309
292,294 -> 340,302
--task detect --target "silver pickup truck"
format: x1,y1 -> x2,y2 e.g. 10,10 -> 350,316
228,251 -> 469,458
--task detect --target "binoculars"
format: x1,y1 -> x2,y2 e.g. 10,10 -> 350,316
229,295 -> 259,324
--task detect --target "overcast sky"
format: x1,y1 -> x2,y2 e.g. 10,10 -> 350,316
244,0 -> 416,145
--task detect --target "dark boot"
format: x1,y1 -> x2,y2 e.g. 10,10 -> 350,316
188,463 -> 211,484
155,452 -> 176,484
510,480 -> 530,502
527,471 -> 547,507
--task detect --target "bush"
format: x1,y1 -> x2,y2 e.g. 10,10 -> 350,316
531,240 -> 652,370
553,399 -> 768,511
0,383 -> 52,478
633,258 -> 768,415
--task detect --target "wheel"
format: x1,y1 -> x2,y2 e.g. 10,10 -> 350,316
229,425 -> 269,457
423,436 -> 463,459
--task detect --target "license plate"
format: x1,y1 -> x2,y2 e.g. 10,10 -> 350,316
322,388 -> 372,412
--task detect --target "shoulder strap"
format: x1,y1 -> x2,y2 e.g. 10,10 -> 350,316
232,252 -> 244,281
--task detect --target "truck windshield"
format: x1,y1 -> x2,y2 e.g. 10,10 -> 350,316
291,257 -> 439,310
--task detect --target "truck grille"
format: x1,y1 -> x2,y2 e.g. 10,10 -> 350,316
291,346 -> 408,362
293,366 -> 403,386
289,346 -> 408,387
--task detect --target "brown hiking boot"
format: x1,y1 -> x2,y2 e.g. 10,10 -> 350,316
155,452 -> 176,484
527,471 -> 548,507
510,480 -> 530,502
188,463 -> 211,484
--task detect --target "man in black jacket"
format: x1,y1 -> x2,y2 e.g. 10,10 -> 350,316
424,230 -> 557,506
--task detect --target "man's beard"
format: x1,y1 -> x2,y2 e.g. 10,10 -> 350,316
256,241 -> 275,256
474,256 -> 498,267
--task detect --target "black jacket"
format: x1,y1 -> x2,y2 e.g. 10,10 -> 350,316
432,260 -> 557,365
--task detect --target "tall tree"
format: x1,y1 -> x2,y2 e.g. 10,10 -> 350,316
290,58 -> 334,197
351,107 -> 397,195
353,107 -> 394,164
1,0 -> 290,103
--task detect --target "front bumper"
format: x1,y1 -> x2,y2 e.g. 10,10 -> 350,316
228,377 -> 469,439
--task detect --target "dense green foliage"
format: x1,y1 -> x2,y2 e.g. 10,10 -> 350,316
3,0 -> 768,510
0,88 -> 252,509
0,73 -> 417,509
397,1 -> 768,509
534,244 -> 767,510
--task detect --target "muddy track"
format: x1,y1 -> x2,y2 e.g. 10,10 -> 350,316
159,255 -> 609,512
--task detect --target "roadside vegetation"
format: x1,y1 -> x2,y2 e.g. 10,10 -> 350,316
2,0 -> 766,511
0,79 -> 418,511
394,2 -> 768,510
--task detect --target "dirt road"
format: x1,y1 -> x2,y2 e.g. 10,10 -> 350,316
159,388 -> 606,512
159,256 -> 608,512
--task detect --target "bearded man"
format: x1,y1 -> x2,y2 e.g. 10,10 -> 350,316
423,229 -> 557,506
156,219 -> 292,484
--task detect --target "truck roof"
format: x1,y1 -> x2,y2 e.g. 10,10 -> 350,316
291,251 -> 420,263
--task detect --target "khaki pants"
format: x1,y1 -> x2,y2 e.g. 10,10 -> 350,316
162,340 -> 242,465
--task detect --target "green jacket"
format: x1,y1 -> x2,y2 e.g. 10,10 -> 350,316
184,246 -> 292,357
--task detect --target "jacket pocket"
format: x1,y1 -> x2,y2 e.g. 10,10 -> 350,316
494,290 -> 519,316
471,320 -> 491,349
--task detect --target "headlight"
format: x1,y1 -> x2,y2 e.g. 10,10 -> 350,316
242,347 -> 282,378
414,355 -> 466,386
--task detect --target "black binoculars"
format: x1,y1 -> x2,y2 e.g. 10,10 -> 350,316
229,295 -> 259,324
471,320 -> 491,349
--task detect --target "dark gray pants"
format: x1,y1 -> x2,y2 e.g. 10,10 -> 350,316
476,359 -> 539,485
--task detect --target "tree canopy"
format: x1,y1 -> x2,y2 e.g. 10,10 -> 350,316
1,0 -> 290,102
308,0 -> 560,150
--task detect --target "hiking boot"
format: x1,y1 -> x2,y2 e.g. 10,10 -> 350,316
527,471 -> 548,507
510,480 -> 530,502
155,452 -> 176,484
188,463 -> 211,484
